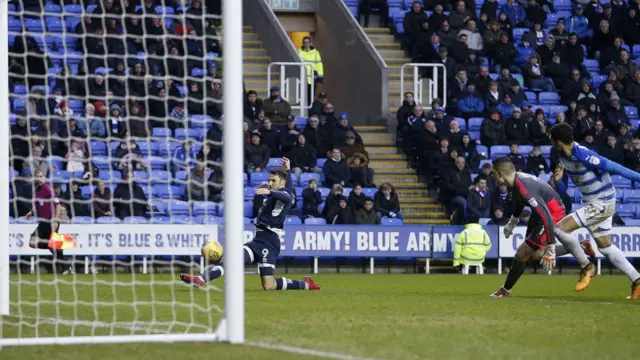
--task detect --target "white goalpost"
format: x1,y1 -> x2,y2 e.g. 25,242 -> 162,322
0,0 -> 244,347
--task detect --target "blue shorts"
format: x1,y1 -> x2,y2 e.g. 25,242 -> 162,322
244,228 -> 281,276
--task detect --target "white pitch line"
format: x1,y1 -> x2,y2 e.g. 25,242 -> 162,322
2,315 -> 377,360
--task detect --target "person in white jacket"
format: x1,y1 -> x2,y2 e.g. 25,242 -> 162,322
458,20 -> 484,53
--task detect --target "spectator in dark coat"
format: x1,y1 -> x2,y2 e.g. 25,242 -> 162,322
288,134 -> 319,176
355,197 -> 381,225
625,137 -> 640,172
441,156 -> 472,225
374,183 -> 403,220
258,119 -> 280,157
348,153 -> 374,188
113,171 -> 148,219
263,85 -> 291,126
467,175 -> 491,220
625,69 -> 640,108
530,109 -> 549,145
403,1 -> 429,51
303,114 -> 330,158
323,148 -> 351,187
481,111 -> 507,146
449,0 -> 476,30
243,90 -> 263,120
301,178 -> 323,219
323,184 -> 344,218
507,143 -> 526,171
92,179 -> 113,218
327,196 -> 355,224
348,184 -> 367,211
561,33 -> 587,75
525,145 -> 549,175
280,116 -> 302,154
505,107 -> 530,144
605,92 -> 631,131
494,34 -> 518,73
600,134 -> 625,164
244,131 -> 270,172
492,183 -> 513,218
63,180 -> 90,218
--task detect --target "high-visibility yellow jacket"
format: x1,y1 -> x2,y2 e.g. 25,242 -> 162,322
299,47 -> 324,84
453,224 -> 492,267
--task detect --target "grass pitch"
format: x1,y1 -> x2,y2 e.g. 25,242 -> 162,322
2,273 -> 640,359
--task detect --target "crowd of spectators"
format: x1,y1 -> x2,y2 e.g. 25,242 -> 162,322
394,0 -> 640,224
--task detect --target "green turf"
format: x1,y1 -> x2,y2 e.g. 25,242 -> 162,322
2,273 -> 640,359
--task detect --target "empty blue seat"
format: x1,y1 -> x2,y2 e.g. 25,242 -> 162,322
150,170 -> 171,183
123,216 -> 148,224
174,171 -> 188,182
173,215 -> 196,224
63,4 -> 83,13
8,18 -> 22,32
513,28 -> 527,42
267,158 -> 282,170
612,175 -> 632,188
250,172 -> 269,186
89,141 -> 107,156
616,204 -> 636,218
517,145 -> 533,155
99,170 -> 122,182
156,141 -> 180,157
199,215 -> 223,224
318,187 -> 331,199
300,173 -> 321,186
97,216 -> 122,224
155,185 -> 184,199
382,218 -> 403,226
244,187 -> 255,200
71,216 -> 93,224
46,18 -> 64,32
24,19 -> 44,33
304,218 -> 326,225
175,128 -> 203,140
362,187 -> 377,198
525,91 -> 537,104
194,201 -> 218,216
51,170 -> 71,183
12,98 -> 25,112
295,116 -> 307,128
150,216 -> 172,224
13,84 -> 27,95
316,158 -> 328,168
549,105 -> 568,119
467,118 -> 483,131
155,5 -> 175,14
286,216 -> 302,225
624,219 -> 640,226
133,171 -> 149,182
166,200 -> 191,215
583,59 -> 599,73
490,145 -> 510,158
625,189 -> 640,203
625,106 -> 639,119
152,128 -> 172,138
148,156 -> 168,170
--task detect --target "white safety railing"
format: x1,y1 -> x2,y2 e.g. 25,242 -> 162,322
267,62 -> 315,118
400,63 -> 447,109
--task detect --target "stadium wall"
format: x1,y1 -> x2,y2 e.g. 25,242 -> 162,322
244,0 -> 301,63
315,0 -> 388,125
8,225 -> 640,258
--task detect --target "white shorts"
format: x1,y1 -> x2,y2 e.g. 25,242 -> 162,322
571,199 -> 616,238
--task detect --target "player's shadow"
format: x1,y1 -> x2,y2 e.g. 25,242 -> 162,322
515,295 -> 630,305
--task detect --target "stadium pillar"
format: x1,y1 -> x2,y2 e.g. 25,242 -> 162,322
223,0 -> 245,344
0,0 -> 11,316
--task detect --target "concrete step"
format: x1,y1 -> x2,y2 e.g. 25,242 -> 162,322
354,125 -> 387,132
363,139 -> 395,146
400,196 -> 437,203
243,40 -> 262,49
360,133 -> 394,141
367,146 -> 400,154
402,204 -> 442,211
245,55 -> 271,64
378,50 -> 407,59
244,64 -> 269,73
364,27 -> 391,35
244,71 -> 279,81
244,48 -> 268,57
368,160 -> 409,169
368,153 -> 405,160
374,168 -> 416,175
394,182 -> 427,189
389,72 -> 417,80
374,175 -> 419,183
405,218 -> 450,225
372,42 -> 402,50
244,80 -> 270,88
396,189 -> 430,196
404,211 -> 447,218
385,58 -> 411,65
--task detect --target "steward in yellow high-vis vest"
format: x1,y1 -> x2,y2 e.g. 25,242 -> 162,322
299,37 -> 324,85
453,223 -> 492,267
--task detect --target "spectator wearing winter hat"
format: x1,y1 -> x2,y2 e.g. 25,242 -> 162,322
310,92 -> 328,117
341,131 -> 368,161
505,107 -> 530,144
605,91 -> 631,131
327,195 -> 355,224
263,85 -> 291,126
331,112 -> 362,148
348,152 -> 373,188
481,110 -> 507,146
566,4 -> 592,43
107,104 -> 124,138
244,131 -> 270,172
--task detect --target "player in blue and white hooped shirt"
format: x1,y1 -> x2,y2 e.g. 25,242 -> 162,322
180,158 -> 320,291
549,124 -> 640,299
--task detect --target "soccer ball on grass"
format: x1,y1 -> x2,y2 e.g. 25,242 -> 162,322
201,240 -> 223,263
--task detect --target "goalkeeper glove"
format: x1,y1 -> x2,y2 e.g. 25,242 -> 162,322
540,244 -> 556,272
503,216 -> 518,238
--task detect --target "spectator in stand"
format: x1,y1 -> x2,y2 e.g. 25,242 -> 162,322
323,184 -> 344,219
403,1 -> 428,52
348,184 -> 367,211
10,115 -> 30,172
458,82 -> 485,118
303,114 -> 330,158
113,171 -> 148,220
208,163 -> 224,202
258,118 -> 280,157
33,118 -> 65,157
624,69 -> 640,108
459,20 -> 483,53
332,112 -> 362,148
245,131 -> 270,173
525,145 -> 549,176
619,124 -> 634,150
561,33 -> 588,77
436,46 -> 458,82
445,119 -> 464,150
125,102 -> 149,138
524,54 -> 555,92
507,81 -> 528,109
299,36 -> 324,105
625,137 -> 640,171
348,152 -> 374,188
288,134 -> 319,176
600,37 -> 625,74
484,80 -> 504,113
280,116 -> 302,154
549,18 -> 568,47
322,102 -> 338,126
63,180 -> 89,218
497,11 -> 514,40
172,140 -> 197,172
507,143 -> 526,171
450,33 -> 471,64
64,117 -> 86,141
243,90 -> 263,121
601,134 -> 625,164
114,139 -> 147,171
593,119 -> 610,149
327,196 -> 355,224
65,140 -> 87,173
301,178 -> 323,219
323,148 -> 350,187
449,1 -> 476,31
374,183 -> 402,220
482,0 -> 499,20
310,92 -> 328,117
442,156 -> 472,224
107,104 -> 125,138
428,4 -> 448,30
474,66 -> 492,95
501,0 -> 527,27
92,179 -> 113,218
488,207 -> 509,225
592,19 -> 616,59
413,21 -> 434,64
605,92 -> 631,131
537,36 -> 559,67
450,68 -> 470,103
577,81 -> 597,108
563,69 -> 586,104
566,4 -> 592,43
413,120 -> 440,177
529,108 -> 549,145
23,145 -> 48,175
432,107 -> 454,136
263,85 -> 291,126
184,162 -> 208,202
439,21 -> 458,48
467,175 -> 491,220
497,67 -> 519,94
481,110 -> 507,146
484,20 -> 503,56
355,197 -> 380,225
623,8 -> 640,47
580,130 -> 598,150
397,92 -> 417,136
459,133 -> 481,171
491,183 -> 513,218
506,107 -> 531,144
341,131 -> 368,161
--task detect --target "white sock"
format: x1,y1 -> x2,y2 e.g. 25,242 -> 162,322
555,229 -> 591,268
599,245 -> 640,282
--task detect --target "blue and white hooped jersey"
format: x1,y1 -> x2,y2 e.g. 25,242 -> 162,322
560,143 -> 616,203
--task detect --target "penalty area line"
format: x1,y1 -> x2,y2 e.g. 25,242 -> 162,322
245,340 -> 378,360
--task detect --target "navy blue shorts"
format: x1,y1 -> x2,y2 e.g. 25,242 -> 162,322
244,229 -> 281,276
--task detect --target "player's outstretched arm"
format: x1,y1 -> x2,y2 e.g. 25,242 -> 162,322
579,148 -> 640,181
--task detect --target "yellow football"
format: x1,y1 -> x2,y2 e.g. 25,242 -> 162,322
201,240 -> 223,263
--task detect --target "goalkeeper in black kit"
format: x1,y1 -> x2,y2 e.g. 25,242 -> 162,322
181,158 -> 320,291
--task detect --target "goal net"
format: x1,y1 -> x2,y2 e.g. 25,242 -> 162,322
1,0 -> 245,346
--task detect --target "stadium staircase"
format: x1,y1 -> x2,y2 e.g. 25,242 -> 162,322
363,27 -> 409,116
225,25 -> 273,98
356,125 -> 447,225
